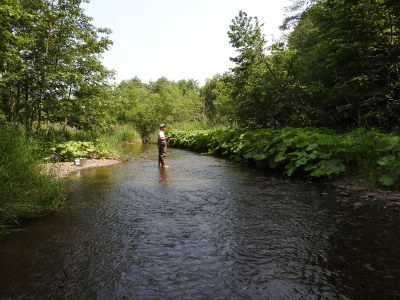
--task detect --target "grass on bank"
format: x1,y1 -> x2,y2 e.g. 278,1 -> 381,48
0,126 -> 67,238
169,127 -> 400,189
96,125 -> 142,158
0,124 -> 142,238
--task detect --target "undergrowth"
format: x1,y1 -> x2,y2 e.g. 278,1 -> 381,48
0,124 -> 141,238
42,125 -> 142,161
169,127 -> 400,188
0,126 -> 67,238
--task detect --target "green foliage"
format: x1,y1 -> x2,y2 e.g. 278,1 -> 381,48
0,0 -> 113,133
36,124 -> 140,161
169,127 -> 400,187
200,74 -> 235,125
227,11 -> 273,128
0,126 -> 66,238
50,140 -> 109,161
0,123 -> 139,238
217,3 -> 400,131
95,125 -> 142,157
282,0 -> 400,129
51,141 -> 108,161
112,77 -> 204,141
224,10 -> 313,129
377,155 -> 400,186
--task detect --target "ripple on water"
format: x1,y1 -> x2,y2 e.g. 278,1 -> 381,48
0,147 -> 399,299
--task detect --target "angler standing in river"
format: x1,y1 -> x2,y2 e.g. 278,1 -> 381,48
157,124 -> 170,168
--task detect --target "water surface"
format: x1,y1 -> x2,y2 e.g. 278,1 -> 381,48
0,145 -> 399,299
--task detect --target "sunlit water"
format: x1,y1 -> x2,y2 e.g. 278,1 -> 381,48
1,144 -> 399,299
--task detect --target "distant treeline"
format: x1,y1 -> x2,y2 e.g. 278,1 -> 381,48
1,0 -> 399,137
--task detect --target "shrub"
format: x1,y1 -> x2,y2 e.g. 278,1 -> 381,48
49,140 -> 109,162
169,127 -> 400,188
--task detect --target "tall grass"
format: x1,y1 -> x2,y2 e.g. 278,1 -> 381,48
0,126 -> 66,238
96,125 -> 142,158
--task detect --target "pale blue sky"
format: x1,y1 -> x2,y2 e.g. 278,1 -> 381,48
83,0 -> 291,85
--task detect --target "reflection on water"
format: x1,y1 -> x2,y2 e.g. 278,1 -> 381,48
158,167 -> 169,188
0,146 -> 399,299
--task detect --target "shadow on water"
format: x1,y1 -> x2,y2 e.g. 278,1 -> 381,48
0,145 -> 399,299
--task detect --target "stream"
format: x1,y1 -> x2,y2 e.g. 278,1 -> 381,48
0,144 -> 399,299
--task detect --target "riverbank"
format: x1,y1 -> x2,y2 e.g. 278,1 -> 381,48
41,159 -> 122,178
328,179 -> 400,214
169,127 -> 400,188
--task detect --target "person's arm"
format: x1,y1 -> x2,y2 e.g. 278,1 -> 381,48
159,131 -> 166,141
161,132 -> 171,141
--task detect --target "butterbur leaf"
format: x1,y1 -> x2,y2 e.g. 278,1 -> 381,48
274,152 -> 286,162
295,157 -> 308,167
377,155 -> 396,166
378,175 -> 396,186
286,165 -> 296,176
310,159 -> 345,177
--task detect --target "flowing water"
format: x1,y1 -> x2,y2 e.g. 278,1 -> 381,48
0,144 -> 399,299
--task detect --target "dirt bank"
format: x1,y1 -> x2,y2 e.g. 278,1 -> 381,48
328,179 -> 400,214
42,159 -> 122,178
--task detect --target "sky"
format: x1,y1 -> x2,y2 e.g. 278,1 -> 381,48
83,0 -> 292,85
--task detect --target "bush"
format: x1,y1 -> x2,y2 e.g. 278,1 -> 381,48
42,125 -> 141,161
49,141 -> 109,162
169,127 -> 400,188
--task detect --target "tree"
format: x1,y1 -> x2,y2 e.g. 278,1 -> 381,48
0,0 -> 30,125
0,0 -> 113,133
201,74 -> 235,125
113,77 -> 204,141
284,0 -> 400,129
227,10 -> 268,127
227,10 -> 310,128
